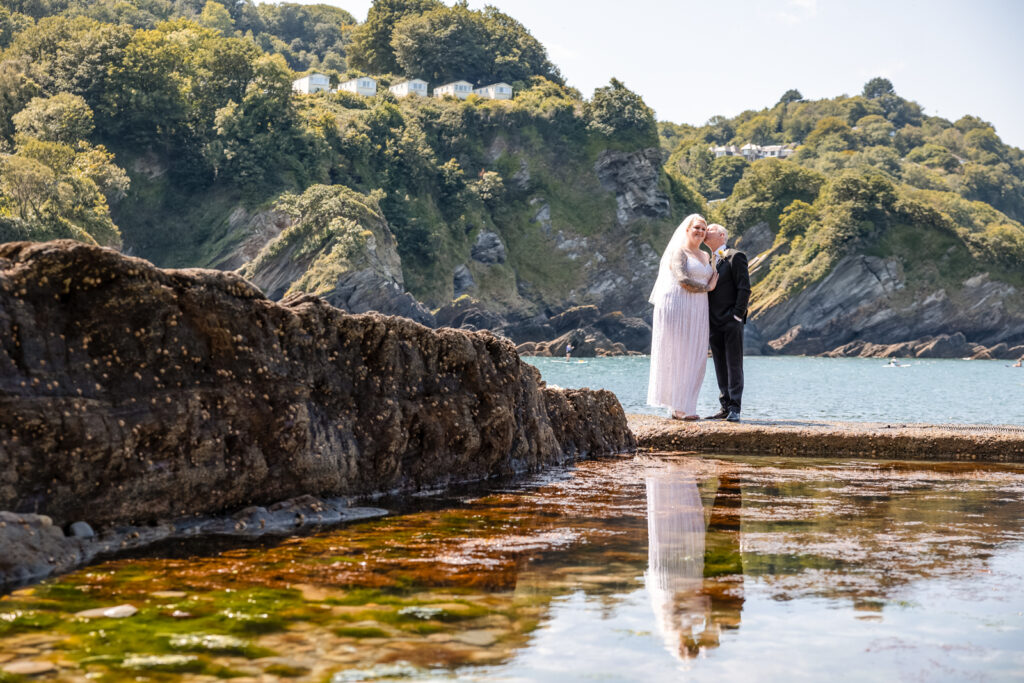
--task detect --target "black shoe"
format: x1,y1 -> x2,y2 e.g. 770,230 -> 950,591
705,409 -> 729,420
725,410 -> 741,422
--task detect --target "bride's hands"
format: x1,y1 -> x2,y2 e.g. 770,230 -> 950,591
707,270 -> 720,292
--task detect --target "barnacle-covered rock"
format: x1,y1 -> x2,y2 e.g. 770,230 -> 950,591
0,241 -> 635,528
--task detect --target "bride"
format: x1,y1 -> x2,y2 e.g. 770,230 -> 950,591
647,214 -> 718,420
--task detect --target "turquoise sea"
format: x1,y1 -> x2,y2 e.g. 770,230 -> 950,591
526,356 -> 1024,425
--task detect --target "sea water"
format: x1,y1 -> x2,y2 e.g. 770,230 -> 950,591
526,356 -> 1024,425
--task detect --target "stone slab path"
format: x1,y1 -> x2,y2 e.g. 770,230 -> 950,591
628,414 -> 1024,462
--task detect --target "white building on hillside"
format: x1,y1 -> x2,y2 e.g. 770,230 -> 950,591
338,76 -> 377,97
759,144 -> 793,159
434,80 -> 473,99
740,143 -> 794,161
389,79 -> 429,97
710,145 -> 740,158
711,143 -> 795,161
292,73 -> 330,94
473,82 -> 513,100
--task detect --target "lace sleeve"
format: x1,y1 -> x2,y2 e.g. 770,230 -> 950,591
675,252 -> 712,292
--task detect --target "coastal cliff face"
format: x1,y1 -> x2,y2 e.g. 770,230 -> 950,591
195,141 -> 678,356
748,254 -> 1024,357
0,241 -> 634,529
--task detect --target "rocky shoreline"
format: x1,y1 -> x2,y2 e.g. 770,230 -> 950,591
0,498 -> 388,590
433,300 -> 1023,362
0,241 -> 635,590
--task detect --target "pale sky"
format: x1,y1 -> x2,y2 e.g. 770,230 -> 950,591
263,0 -> 1024,148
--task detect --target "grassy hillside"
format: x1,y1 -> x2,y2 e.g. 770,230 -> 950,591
0,0 -> 691,317
661,80 -> 1024,316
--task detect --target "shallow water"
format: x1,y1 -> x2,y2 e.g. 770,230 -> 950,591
527,356 -> 1024,425
3,456 -> 1024,681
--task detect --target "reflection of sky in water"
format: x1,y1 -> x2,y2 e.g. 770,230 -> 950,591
485,545 -> 1024,681
485,458 -> 1024,683
6,457 -> 1024,681
526,356 -> 1024,425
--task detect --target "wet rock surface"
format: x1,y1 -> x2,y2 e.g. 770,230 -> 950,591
0,512 -> 85,588
0,241 -> 635,533
628,414 -> 1024,462
543,388 -> 637,458
0,497 -> 388,591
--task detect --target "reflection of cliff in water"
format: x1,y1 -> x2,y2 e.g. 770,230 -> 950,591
646,467 -> 744,660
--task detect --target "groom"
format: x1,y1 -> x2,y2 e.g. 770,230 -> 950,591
704,224 -> 750,422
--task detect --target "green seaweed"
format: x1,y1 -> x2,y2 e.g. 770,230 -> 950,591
333,625 -> 390,638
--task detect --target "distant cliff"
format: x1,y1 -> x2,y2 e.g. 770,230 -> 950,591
5,2 -> 1023,358
662,78 -> 1024,358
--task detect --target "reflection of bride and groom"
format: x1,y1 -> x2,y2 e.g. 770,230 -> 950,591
645,465 -> 745,660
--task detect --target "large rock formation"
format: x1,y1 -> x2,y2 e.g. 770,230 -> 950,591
594,148 -> 671,226
751,255 -> 1024,357
0,241 -> 635,530
239,186 -> 435,327
515,306 -> 650,357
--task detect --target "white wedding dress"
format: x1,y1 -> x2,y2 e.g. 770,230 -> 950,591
647,252 -> 711,416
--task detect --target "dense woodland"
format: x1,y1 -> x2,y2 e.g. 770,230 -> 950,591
1,0 -> 1022,317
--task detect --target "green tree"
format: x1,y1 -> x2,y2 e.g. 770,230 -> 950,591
736,114 -> 775,145
705,115 -> 734,144
854,114 -> 893,147
719,158 -> 825,233
205,53 -> 301,186
391,3 -> 558,86
12,93 -> 95,144
199,0 -> 234,34
778,89 -> 803,104
391,4 -> 486,84
777,199 -> 816,241
821,168 -> 897,223
255,2 -> 355,70
471,169 -> 505,206
0,6 -> 33,48
803,116 -> 855,154
862,77 -> 894,99
586,78 -> 656,142
348,0 -> 441,74
0,59 -> 40,145
960,162 -> 1024,222
906,143 -> 960,172
6,15 -> 133,124
0,154 -> 54,221
0,136 -> 127,246
478,6 -> 560,84
705,155 -> 748,199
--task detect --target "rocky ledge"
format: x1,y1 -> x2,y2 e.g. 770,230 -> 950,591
629,414 -> 1024,462
0,241 -> 635,586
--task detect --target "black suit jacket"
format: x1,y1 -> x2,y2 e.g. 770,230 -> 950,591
708,249 -> 751,330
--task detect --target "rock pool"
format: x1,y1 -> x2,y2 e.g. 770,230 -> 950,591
2,455 -> 1024,681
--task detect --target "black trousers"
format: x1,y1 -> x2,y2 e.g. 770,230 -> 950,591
709,322 -> 744,413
